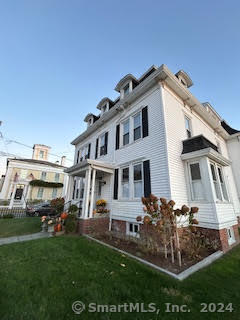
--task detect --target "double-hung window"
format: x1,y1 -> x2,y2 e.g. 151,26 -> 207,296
52,188 -> 57,199
122,167 -> 129,198
41,172 -> 47,181
100,134 -> 105,156
123,120 -> 130,146
123,83 -> 130,97
55,173 -> 60,182
217,167 -> 229,201
133,163 -> 143,198
37,187 -> 44,199
210,163 -> 229,201
189,163 -> 204,200
185,116 -> 192,139
210,163 -> 222,201
133,113 -> 141,141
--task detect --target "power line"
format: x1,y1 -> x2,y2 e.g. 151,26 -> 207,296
0,136 -> 73,162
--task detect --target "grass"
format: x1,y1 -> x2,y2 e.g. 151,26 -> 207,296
0,217 -> 41,238
0,236 -> 240,320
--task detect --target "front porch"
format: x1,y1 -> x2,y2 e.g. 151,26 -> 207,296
65,159 -> 115,222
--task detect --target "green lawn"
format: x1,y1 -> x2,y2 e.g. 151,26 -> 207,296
0,236 -> 239,320
0,217 -> 41,238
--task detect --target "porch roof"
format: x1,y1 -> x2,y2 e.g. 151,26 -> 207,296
64,159 -> 115,176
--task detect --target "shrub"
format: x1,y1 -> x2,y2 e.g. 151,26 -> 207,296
2,214 -> 14,219
50,198 -> 65,215
68,205 -> 78,214
29,180 -> 63,188
65,214 -> 77,234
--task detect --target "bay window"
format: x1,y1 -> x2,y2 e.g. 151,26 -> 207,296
122,167 -> 129,198
189,162 -> 204,200
133,163 -> 143,198
133,113 -> 141,141
210,163 -> 229,201
123,120 -> 130,146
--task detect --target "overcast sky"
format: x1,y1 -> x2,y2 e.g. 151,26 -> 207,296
0,0 -> 240,175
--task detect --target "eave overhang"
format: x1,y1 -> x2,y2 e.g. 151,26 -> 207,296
181,147 -> 231,167
71,64 -> 231,146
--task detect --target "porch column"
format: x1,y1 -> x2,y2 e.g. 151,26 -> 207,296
9,184 -> 17,209
89,168 -> 96,219
82,167 -> 92,219
66,175 -> 74,202
22,184 -> 29,209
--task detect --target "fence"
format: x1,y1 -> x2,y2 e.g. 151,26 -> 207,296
0,207 -> 26,218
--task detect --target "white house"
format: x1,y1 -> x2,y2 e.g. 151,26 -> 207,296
65,64 -> 240,251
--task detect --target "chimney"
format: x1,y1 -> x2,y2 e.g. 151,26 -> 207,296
61,156 -> 66,166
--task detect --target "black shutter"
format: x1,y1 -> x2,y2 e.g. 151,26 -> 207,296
104,132 -> 108,155
76,150 -> 80,164
115,124 -> 120,150
143,160 -> 151,197
113,169 -> 119,200
95,138 -> 99,159
72,180 -> 76,199
87,143 -> 91,159
142,106 -> 149,138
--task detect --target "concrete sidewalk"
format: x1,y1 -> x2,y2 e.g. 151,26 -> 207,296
0,232 -> 52,246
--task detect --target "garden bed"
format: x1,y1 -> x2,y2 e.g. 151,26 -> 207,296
94,233 -> 217,274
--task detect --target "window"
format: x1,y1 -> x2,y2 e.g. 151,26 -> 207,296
41,172 -> 47,181
55,173 -> 60,182
123,83 -> 129,96
185,116 -> 192,138
20,170 -> 28,179
217,167 -> 229,201
134,163 -> 143,198
189,163 -> 204,200
39,150 -> 44,159
227,227 -> 235,245
102,104 -> 107,113
84,145 -> 89,159
133,113 -> 141,141
127,222 -> 139,237
123,120 -> 130,146
37,187 -> 44,199
122,167 -> 129,198
210,163 -> 222,201
100,134 -> 105,156
52,188 -> 57,199
210,163 -> 229,201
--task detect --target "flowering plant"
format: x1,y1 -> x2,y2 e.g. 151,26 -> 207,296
96,199 -> 107,207
41,215 -> 58,225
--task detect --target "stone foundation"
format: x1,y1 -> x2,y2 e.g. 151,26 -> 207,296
78,216 -> 110,235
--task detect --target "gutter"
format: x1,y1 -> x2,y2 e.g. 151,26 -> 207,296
71,64 -> 230,146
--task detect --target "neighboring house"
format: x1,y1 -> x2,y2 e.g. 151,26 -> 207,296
0,144 -> 68,208
65,64 -> 240,251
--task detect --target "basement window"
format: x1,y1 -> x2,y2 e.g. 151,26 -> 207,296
227,227 -> 235,245
127,222 -> 139,237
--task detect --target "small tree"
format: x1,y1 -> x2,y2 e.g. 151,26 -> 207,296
50,197 -> 65,215
137,194 -> 199,267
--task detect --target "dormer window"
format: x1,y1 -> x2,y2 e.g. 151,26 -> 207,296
115,74 -> 139,100
102,104 -> 107,113
88,118 -> 92,126
123,83 -> 130,96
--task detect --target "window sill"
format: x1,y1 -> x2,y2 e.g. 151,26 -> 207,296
117,198 -> 142,202
117,136 -> 145,151
215,200 -> 232,205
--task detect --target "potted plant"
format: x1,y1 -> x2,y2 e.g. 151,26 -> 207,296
96,199 -> 107,214
41,216 -> 57,233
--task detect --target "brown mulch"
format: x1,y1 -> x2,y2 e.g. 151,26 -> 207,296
94,234 -> 216,274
